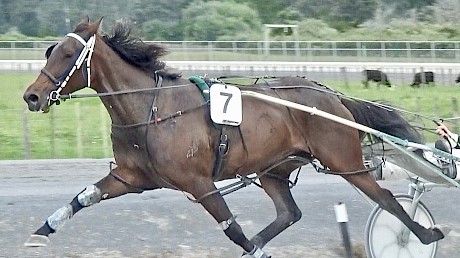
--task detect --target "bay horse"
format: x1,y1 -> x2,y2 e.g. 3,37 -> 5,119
23,18 -> 447,257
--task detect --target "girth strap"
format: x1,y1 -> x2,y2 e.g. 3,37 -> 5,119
212,126 -> 229,180
188,75 -> 229,180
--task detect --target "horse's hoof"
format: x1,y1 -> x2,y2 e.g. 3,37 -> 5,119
241,253 -> 271,258
24,234 -> 49,247
434,224 -> 451,238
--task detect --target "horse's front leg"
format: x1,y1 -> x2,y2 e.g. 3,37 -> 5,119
24,167 -> 154,247
192,180 -> 271,258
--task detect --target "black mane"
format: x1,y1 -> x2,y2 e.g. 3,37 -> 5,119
102,22 -> 168,75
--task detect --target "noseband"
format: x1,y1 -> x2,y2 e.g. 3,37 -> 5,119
41,33 -> 96,104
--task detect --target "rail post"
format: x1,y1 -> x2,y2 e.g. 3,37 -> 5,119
22,108 -> 31,159
451,97 -> 459,134
100,104 -> 110,157
75,102 -> 83,158
340,67 -> 349,88
334,202 -> 353,258
49,107 -> 55,158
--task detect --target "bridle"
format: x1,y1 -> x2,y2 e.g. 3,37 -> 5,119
41,33 -> 96,105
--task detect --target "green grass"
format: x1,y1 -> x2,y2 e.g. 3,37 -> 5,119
0,73 -> 112,159
2,73 -> 460,160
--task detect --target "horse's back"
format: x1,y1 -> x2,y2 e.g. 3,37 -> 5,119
234,77 -> 363,173
250,76 -> 353,120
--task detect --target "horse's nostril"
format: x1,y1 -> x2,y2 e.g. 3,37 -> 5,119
27,94 -> 39,104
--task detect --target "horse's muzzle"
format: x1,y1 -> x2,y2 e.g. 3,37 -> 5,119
23,92 -> 49,113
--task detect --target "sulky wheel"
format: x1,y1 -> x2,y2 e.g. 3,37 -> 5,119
364,194 -> 437,258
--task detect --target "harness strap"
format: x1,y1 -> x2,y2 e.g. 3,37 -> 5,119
41,68 -> 61,85
312,160 -> 383,176
219,216 -> 236,231
109,169 -> 145,193
189,75 -> 210,102
187,75 -> 229,180
152,72 -> 163,125
212,126 -> 229,180
143,75 -> 182,190
44,33 -> 96,104
189,155 -> 311,203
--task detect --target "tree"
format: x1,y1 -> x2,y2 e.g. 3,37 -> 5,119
277,8 -> 303,24
1,0 -> 23,33
142,19 -> 183,41
381,0 -> 436,16
0,0 -> 457,40
132,0 -> 188,40
0,2 -> 7,34
132,0 -> 188,24
334,0 -> 378,29
382,0 -> 436,9
431,0 -> 460,24
238,0 -> 292,24
182,1 -> 262,41
296,19 -> 340,40
294,0 -> 335,20
294,0 -> 378,30
18,11 -> 40,37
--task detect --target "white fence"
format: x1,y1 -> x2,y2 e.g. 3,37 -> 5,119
4,60 -> 460,87
2,40 -> 460,62
4,60 -> 460,74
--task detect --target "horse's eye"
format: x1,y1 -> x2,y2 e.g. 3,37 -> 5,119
64,52 -> 73,58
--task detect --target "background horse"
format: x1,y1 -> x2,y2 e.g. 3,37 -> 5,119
23,18 -> 448,257
362,69 -> 392,88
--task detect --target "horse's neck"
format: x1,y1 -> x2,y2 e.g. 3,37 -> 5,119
91,47 -> 156,126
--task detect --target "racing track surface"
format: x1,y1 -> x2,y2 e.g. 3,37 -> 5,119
1,159 -> 459,258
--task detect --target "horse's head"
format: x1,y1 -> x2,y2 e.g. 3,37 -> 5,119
23,17 -> 102,112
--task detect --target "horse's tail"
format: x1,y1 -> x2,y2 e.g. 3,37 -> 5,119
340,98 -> 422,144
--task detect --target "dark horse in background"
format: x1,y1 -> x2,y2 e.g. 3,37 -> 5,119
411,71 -> 435,87
362,69 -> 392,88
23,18 -> 448,257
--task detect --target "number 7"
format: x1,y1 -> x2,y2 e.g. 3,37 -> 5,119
220,92 -> 233,113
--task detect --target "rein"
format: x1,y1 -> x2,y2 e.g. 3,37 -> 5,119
59,83 -> 196,100
56,77 -> 460,123
111,102 -> 208,129
58,78 -> 450,137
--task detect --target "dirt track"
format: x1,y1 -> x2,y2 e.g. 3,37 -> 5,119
1,159 -> 459,258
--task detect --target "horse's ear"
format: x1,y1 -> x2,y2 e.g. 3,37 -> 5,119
79,16 -> 90,24
96,17 -> 103,29
45,43 -> 57,59
88,17 -> 103,34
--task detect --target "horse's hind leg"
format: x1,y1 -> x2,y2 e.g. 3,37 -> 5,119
343,172 -> 446,245
250,170 -> 301,248
25,167 -> 153,246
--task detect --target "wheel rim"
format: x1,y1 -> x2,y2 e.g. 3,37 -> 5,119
365,195 -> 437,258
